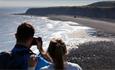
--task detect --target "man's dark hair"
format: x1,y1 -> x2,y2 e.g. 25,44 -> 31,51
16,22 -> 35,42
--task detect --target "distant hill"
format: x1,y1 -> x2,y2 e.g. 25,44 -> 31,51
25,1 -> 115,19
87,1 -> 115,8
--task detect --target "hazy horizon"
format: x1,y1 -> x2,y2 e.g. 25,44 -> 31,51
0,0 -> 114,14
0,0 -> 114,8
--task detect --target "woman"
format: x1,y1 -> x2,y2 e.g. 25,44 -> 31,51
40,38 -> 82,70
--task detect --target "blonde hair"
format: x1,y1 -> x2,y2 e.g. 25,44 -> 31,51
47,38 -> 67,70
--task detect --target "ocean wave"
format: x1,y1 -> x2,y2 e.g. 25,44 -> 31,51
0,15 -> 97,54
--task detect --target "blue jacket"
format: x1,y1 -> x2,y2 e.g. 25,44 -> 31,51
10,44 -> 32,70
35,54 -> 50,70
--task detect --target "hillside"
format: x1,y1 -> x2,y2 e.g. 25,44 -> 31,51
87,1 -> 115,8
25,1 -> 115,19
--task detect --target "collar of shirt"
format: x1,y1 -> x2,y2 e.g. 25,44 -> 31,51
11,44 -> 33,55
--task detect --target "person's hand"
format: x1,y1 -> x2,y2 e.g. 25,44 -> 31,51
28,54 -> 37,67
35,37 -> 52,62
35,37 -> 43,52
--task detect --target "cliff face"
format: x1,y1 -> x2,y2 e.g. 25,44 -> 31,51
25,1 -> 115,19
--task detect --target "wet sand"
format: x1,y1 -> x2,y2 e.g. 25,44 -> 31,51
48,15 -> 115,37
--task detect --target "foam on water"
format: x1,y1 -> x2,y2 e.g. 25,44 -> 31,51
0,15 -> 97,54
31,17 -> 97,54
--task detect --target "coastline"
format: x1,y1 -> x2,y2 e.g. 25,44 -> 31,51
47,15 -> 115,38
16,14 -> 115,38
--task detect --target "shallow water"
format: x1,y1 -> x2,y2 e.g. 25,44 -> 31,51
0,14 -> 96,54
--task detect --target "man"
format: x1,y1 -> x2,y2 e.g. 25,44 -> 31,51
9,22 -> 36,70
6,22 -> 51,70
0,22 -> 51,70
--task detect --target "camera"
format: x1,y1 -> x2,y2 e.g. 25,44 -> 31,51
31,37 -> 42,45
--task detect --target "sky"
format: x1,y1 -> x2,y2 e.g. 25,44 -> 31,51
0,0 -> 114,8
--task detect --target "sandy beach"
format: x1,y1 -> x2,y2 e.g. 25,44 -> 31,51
47,15 -> 115,70
48,15 -> 115,38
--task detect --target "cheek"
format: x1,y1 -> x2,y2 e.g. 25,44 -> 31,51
30,37 -> 34,42
31,38 -> 33,42
29,37 -> 33,45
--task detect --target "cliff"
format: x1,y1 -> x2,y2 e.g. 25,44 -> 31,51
87,1 -> 115,8
25,1 -> 115,19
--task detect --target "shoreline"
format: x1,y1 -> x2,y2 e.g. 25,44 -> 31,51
15,14 -> 115,38
48,15 -> 115,23
47,15 -> 115,38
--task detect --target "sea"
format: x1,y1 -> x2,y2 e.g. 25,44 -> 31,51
0,8 -> 96,54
